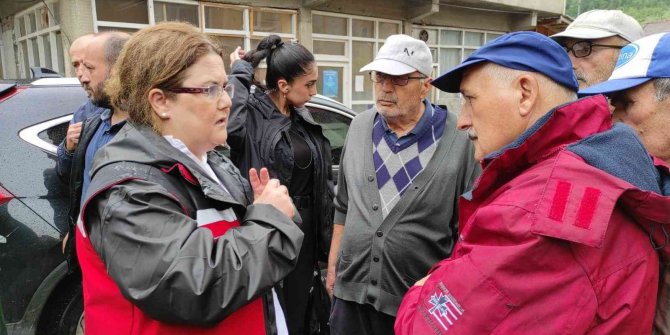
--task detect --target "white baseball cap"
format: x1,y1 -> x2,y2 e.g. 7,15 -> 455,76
580,33 -> 670,95
360,34 -> 433,77
551,10 -> 643,43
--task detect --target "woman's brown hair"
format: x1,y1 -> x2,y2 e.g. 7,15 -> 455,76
106,21 -> 221,130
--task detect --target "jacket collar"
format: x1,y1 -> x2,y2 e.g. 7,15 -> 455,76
92,123 -> 247,206
252,88 -> 319,126
474,95 -> 612,198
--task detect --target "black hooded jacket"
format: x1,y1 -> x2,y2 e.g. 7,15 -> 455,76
227,60 -> 334,260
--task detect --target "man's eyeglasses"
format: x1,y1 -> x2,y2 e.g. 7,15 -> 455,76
168,84 -> 234,99
369,71 -> 426,86
563,40 -> 624,58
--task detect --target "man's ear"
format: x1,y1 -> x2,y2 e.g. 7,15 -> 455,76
148,88 -> 169,118
517,74 -> 538,118
420,77 -> 433,99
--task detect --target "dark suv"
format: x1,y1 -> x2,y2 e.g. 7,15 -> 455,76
0,78 -> 355,335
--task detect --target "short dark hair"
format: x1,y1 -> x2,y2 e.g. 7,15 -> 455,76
243,35 -> 314,90
102,32 -> 130,69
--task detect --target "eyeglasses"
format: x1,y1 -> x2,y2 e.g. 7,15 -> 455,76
168,84 -> 234,99
369,71 -> 426,86
563,40 -> 624,58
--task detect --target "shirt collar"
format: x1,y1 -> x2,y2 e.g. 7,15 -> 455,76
379,98 -> 433,137
99,108 -> 112,121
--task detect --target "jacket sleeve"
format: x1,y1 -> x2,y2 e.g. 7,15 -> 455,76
56,102 -> 105,180
226,60 -> 256,152
333,132 -> 349,225
394,205 -> 599,335
56,141 -> 74,180
84,178 -> 304,326
56,103 -> 88,180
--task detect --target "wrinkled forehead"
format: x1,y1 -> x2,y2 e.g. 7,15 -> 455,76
460,63 -> 491,90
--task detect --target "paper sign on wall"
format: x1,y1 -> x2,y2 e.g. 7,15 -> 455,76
323,70 -> 339,98
355,75 -> 364,92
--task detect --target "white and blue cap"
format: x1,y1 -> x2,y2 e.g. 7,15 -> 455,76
580,32 -> 670,95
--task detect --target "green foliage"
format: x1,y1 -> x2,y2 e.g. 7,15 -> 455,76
566,0 -> 670,25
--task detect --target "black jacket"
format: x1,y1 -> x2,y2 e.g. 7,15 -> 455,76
56,114 -> 103,271
227,60 -> 334,260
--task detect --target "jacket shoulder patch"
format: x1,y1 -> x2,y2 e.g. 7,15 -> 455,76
531,152 -> 624,248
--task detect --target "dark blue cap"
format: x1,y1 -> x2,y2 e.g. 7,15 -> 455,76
432,31 -> 579,93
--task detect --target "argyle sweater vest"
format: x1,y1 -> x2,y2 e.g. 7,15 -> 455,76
372,106 -> 447,218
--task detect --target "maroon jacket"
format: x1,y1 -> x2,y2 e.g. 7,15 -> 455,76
395,96 -> 670,334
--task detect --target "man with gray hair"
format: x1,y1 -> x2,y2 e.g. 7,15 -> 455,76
395,31 -> 670,334
58,31 -> 130,272
580,32 -> 670,334
551,9 -> 643,89
327,34 -> 478,334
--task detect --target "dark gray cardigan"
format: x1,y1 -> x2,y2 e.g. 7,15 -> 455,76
333,105 -> 479,316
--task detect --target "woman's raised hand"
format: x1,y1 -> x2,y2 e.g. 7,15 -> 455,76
230,46 -> 246,65
250,167 -> 294,218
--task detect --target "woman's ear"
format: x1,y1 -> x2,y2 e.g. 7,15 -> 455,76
277,78 -> 289,94
148,88 -> 171,119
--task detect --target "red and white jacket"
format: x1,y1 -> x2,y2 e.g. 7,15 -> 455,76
76,123 -> 303,334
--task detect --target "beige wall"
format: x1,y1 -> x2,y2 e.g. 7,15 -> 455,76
418,6 -> 517,32
1,19 -> 17,79
480,0 -> 565,15
58,0 -> 95,77
0,0 -> 564,79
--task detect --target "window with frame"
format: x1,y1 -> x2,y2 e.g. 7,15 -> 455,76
312,12 -> 401,111
412,26 -> 503,113
91,1 -> 297,71
204,4 -> 296,71
14,0 -> 64,78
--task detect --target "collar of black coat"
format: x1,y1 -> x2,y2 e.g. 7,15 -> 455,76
251,88 -> 320,127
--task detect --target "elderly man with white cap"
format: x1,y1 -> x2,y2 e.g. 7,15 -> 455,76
395,31 -> 670,334
551,9 -> 643,89
326,34 -> 478,335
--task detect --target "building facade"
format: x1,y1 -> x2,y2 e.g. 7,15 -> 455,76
0,0 -> 567,111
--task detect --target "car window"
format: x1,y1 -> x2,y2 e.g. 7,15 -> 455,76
307,106 -> 352,165
19,115 -> 72,155
38,121 -> 68,146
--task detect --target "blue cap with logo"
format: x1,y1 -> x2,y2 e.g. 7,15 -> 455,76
579,32 -> 670,95
432,31 -> 579,93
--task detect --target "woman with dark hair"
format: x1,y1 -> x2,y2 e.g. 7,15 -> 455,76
228,35 -> 333,334
77,22 -> 302,334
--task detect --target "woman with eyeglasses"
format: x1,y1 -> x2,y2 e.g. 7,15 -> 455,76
227,35 -> 334,334
76,22 -> 303,335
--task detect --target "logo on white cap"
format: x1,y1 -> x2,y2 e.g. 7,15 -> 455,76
610,33 -> 664,80
615,44 -> 639,69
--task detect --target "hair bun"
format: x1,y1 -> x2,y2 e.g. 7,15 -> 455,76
270,41 -> 284,50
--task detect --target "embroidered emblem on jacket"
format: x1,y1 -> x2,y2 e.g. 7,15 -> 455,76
427,287 -> 464,331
